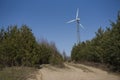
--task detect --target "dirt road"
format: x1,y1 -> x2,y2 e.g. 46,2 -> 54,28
29,63 -> 120,80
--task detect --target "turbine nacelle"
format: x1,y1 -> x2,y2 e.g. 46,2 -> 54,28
76,18 -> 80,22
76,18 -> 80,20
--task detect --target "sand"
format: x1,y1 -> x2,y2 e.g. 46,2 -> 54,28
29,63 -> 120,80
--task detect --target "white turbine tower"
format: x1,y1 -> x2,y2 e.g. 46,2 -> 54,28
67,8 -> 84,44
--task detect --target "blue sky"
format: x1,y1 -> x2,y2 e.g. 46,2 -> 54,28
0,0 -> 120,56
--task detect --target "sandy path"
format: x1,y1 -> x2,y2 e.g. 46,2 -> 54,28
34,63 -> 120,80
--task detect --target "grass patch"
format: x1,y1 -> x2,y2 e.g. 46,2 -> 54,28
0,67 -> 37,80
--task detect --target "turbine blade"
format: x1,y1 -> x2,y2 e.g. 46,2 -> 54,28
76,8 -> 79,19
67,19 -> 76,23
80,24 -> 84,29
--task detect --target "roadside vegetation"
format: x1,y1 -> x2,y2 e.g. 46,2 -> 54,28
0,25 -> 63,68
0,25 -> 64,79
0,67 -> 36,80
71,12 -> 120,72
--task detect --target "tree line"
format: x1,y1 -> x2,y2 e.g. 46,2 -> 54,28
0,25 -> 63,68
71,12 -> 120,72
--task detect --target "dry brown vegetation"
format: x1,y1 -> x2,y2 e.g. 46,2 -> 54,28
0,67 -> 37,80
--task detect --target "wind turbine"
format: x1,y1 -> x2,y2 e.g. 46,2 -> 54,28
67,8 -> 84,44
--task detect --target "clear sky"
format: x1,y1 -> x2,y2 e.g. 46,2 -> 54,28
0,0 -> 120,56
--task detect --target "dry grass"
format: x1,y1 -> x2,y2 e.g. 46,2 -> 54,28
67,63 -> 93,72
0,67 -> 37,80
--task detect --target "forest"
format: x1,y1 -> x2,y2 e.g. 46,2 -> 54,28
0,25 -> 63,69
71,12 -> 120,72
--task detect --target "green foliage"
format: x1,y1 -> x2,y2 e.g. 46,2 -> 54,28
0,25 -> 63,68
71,11 -> 120,71
37,40 -> 64,67
0,25 -> 37,66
